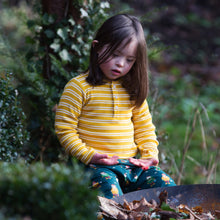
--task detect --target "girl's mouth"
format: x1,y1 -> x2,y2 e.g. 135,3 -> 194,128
112,69 -> 121,76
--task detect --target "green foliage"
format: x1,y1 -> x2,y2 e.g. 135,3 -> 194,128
26,0 -> 110,95
0,160 -> 98,220
148,72 -> 220,184
0,2 -> 32,73
0,71 -> 29,162
15,0 -> 110,161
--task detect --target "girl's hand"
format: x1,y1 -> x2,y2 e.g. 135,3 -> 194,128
129,158 -> 158,170
90,153 -> 119,165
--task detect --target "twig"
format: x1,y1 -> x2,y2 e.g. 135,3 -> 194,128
199,103 -> 219,184
206,161 -> 217,184
198,111 -> 207,151
177,108 -> 199,185
206,147 -> 219,183
150,87 -> 158,118
200,102 -> 216,137
179,205 -> 203,220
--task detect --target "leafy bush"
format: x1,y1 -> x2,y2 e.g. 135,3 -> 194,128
0,71 -> 29,162
16,0 -> 111,162
0,160 -> 98,220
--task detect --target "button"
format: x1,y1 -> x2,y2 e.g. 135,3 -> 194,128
113,85 -> 116,89
115,106 -> 118,110
115,95 -> 117,99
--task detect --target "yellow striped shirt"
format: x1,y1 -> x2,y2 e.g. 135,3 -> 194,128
55,73 -> 159,164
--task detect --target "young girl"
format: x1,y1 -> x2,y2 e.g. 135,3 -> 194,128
55,14 -> 176,199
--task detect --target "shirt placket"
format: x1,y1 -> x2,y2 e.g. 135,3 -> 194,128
112,81 -> 118,117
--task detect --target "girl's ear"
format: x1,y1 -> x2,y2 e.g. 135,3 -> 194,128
92,40 -> 99,48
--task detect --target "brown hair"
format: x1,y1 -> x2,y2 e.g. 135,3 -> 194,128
86,14 -> 148,107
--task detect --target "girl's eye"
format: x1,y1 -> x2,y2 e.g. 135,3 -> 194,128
127,59 -> 134,63
112,54 -> 119,57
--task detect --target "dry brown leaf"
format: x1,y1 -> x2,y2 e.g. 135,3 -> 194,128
123,199 -> 132,211
98,196 -> 125,219
191,206 -> 203,214
158,190 -> 168,208
215,210 -> 220,219
99,191 -> 219,220
178,204 -> 203,220
128,211 -> 149,220
117,212 -> 128,219
158,210 -> 182,219
133,197 -> 154,212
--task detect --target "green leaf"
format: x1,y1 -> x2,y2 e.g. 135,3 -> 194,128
27,19 -> 36,28
160,202 -> 176,212
71,44 -> 81,56
50,42 -> 60,52
59,49 -> 71,62
100,2 -> 110,9
25,36 -> 35,44
57,28 -> 68,41
68,18 -> 75,26
80,8 -> 88,18
44,29 -> 54,38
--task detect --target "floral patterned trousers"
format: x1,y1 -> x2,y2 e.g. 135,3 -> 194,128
88,159 -> 176,199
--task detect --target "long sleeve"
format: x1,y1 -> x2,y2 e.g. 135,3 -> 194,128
132,100 -> 159,160
55,77 -> 96,165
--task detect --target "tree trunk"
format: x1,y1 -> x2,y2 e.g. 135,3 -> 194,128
41,0 -> 81,23
40,0 -> 83,79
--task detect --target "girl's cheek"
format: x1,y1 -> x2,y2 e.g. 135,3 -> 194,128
128,63 -> 134,70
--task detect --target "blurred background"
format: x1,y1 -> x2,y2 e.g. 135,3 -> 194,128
0,0 -> 219,185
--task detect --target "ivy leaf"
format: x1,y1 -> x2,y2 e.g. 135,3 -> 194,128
100,2 -> 110,9
42,13 -> 54,25
59,49 -> 72,62
27,19 -> 36,28
80,8 -> 88,18
50,42 -> 60,52
57,28 -> 68,41
68,18 -> 75,26
44,29 -> 54,38
71,44 -> 81,56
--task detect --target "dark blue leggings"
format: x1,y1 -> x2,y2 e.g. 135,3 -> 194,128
88,159 -> 176,199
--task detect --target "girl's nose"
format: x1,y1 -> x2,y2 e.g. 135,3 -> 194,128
116,58 -> 124,67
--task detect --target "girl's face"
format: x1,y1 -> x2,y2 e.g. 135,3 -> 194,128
98,38 -> 137,80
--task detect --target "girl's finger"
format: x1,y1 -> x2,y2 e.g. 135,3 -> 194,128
97,154 -> 109,159
100,156 -> 119,165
